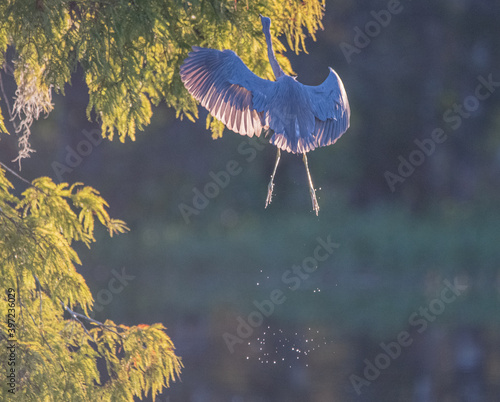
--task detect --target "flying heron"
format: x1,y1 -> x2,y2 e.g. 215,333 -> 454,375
180,15 -> 350,215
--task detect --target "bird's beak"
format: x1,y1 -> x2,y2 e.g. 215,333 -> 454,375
259,13 -> 263,18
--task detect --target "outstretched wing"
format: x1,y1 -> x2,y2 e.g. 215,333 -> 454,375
180,46 -> 274,137
304,68 -> 350,148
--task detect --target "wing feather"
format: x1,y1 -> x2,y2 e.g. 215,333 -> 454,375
266,69 -> 350,154
304,68 -> 351,148
181,47 -> 350,152
180,46 -> 275,138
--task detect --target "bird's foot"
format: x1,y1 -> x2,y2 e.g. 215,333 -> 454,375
265,181 -> 274,208
309,187 -> 320,216
266,149 -> 281,209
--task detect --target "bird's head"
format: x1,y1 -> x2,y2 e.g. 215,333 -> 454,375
259,14 -> 271,34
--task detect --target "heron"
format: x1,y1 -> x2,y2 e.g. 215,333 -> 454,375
180,15 -> 350,215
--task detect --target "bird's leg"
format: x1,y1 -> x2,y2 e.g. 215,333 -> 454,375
302,153 -> 319,216
265,148 -> 281,208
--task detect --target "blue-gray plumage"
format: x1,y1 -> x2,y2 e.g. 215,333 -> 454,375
180,15 -> 350,215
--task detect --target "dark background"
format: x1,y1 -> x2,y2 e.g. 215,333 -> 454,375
1,0 -> 500,400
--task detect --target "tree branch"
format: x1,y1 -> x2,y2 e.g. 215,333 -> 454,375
0,160 -> 33,186
61,302 -> 123,338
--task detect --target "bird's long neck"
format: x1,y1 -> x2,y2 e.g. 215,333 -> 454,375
263,28 -> 285,79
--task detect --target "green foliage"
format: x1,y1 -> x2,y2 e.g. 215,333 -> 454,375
0,166 -> 181,401
0,0 -> 325,155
